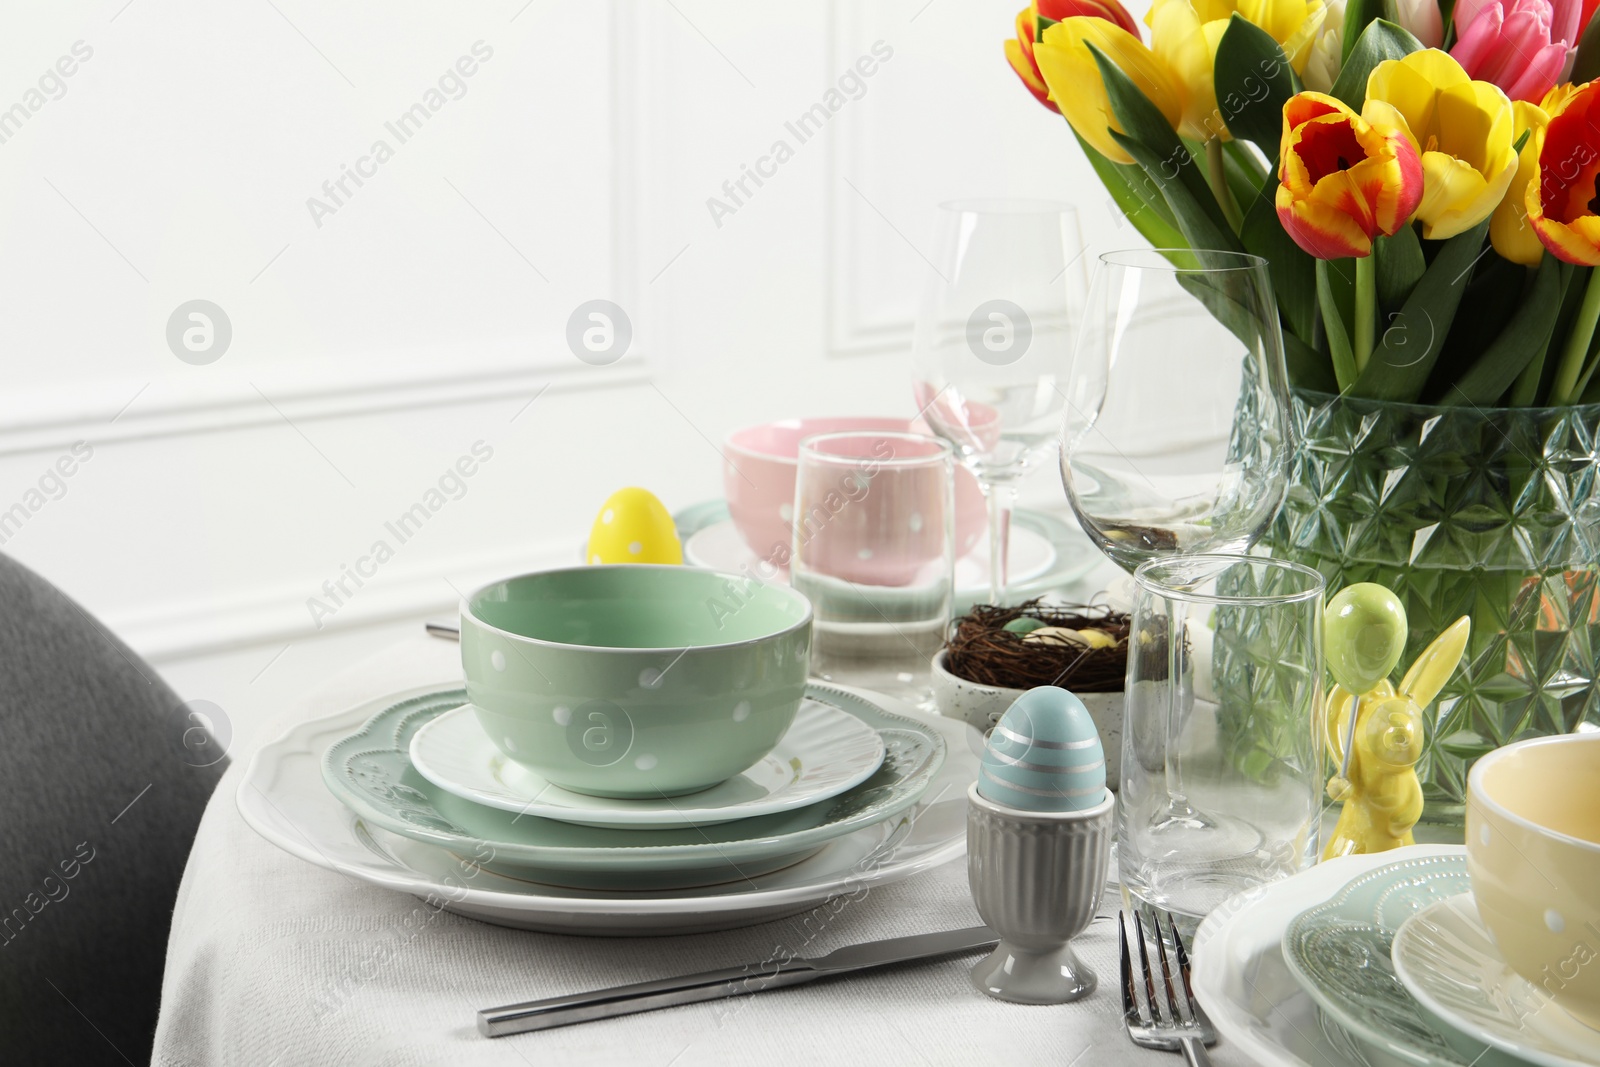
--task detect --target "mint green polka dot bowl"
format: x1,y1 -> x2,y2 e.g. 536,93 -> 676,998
460,565 -> 813,799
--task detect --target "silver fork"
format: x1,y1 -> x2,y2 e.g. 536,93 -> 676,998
1119,907 -> 1217,1066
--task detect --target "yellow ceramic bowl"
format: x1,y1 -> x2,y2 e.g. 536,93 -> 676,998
1466,733 -> 1600,1029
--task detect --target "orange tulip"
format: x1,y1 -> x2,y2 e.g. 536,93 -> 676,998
1276,92 -> 1426,259
1005,0 -> 1142,113
1527,81 -> 1600,265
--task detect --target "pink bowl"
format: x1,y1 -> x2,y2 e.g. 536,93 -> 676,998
723,417 -> 985,569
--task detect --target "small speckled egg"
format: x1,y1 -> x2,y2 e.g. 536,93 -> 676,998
1003,616 -> 1047,635
978,686 -> 1108,813
587,488 -> 683,565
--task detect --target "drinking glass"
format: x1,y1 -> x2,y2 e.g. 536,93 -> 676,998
1061,249 -> 1291,574
790,431 -> 955,705
911,199 -> 1084,604
1119,554 -> 1325,926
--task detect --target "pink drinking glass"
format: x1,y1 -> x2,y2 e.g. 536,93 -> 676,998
790,431 -> 955,701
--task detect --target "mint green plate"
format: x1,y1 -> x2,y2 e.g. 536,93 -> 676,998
1282,853 -> 1518,1067
322,682 -> 946,890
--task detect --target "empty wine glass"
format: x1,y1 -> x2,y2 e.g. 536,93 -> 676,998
911,199 -> 1085,605
1060,249 -> 1291,574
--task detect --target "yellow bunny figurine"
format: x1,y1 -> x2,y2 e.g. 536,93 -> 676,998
1321,583 -> 1471,861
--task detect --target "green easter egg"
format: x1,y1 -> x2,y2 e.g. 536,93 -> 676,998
1325,583 -> 1408,693
1003,616 -> 1047,634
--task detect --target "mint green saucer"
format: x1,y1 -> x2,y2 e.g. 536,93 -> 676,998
1282,853 -> 1518,1067
321,683 -> 946,890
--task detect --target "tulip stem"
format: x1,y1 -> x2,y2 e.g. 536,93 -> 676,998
1353,254 -> 1376,376
1205,139 -> 1242,232
1551,267 -> 1600,406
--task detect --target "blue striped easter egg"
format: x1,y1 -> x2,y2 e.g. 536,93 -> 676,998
977,686 -> 1109,813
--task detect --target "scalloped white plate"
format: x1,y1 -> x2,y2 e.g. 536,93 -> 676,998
1190,845 -> 1469,1067
409,698 -> 886,828
236,682 -> 976,935
320,684 -> 944,889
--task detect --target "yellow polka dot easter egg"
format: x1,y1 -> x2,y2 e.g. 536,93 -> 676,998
587,488 -> 683,565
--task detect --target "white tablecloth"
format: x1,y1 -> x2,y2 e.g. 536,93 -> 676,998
153,634 -> 1257,1067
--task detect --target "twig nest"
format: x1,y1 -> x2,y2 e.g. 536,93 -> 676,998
977,686 -> 1109,813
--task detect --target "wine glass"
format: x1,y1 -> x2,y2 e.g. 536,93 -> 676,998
911,199 -> 1085,605
1060,249 -> 1291,574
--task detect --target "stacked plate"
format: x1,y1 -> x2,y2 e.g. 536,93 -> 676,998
1191,846 -> 1600,1067
674,500 -> 1100,616
238,680 -> 978,935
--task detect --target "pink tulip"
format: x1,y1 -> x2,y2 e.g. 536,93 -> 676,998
1452,0 -> 1578,101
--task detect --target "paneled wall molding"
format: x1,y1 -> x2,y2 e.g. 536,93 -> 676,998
110,536 -> 577,664
0,353 -> 651,458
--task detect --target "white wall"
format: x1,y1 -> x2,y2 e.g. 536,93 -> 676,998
0,0 -> 1131,751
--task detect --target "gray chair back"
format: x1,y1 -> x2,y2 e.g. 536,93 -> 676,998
0,555 -> 225,1064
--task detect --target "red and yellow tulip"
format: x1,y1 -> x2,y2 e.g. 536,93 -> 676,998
1006,0 -> 1142,113
1276,93 -> 1426,259
1527,81 -> 1600,265
1033,17 -> 1186,164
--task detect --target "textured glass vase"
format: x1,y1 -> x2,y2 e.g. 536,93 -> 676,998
1257,390 -> 1600,824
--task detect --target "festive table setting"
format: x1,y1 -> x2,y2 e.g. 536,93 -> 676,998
154,0 -> 1600,1062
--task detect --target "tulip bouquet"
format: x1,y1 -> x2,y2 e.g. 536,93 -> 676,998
1006,0 -> 1600,407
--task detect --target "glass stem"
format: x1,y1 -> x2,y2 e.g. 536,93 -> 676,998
983,479 -> 1017,605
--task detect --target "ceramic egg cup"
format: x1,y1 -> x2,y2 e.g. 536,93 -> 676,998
966,783 -> 1115,1004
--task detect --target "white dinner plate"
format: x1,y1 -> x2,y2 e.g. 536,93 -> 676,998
408,697 -> 886,828
237,682 -> 978,935
1395,894 -> 1600,1067
1190,845 -> 1469,1067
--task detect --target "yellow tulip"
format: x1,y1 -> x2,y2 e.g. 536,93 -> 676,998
1233,0 -> 1328,68
1145,0 -> 1327,142
1034,17 -> 1186,164
1489,99 -> 1550,266
1363,49 -> 1517,240
1147,0 -> 1230,141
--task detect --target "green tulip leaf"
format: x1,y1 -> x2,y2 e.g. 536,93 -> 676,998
1373,226 -> 1425,309
1285,324 -> 1339,392
1574,11 -> 1600,83
1070,127 -> 1185,249
1444,255 -> 1566,405
1219,140 -> 1267,208
1241,181 -> 1318,349
1317,259 -> 1359,391
1349,218 -> 1491,402
1213,16 -> 1297,156
1331,19 -> 1424,110
1090,43 -> 1242,252
1429,254 -> 1528,391
1342,0 -> 1390,64
1224,139 -> 1269,185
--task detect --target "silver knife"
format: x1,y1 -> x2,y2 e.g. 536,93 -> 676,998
477,925 -> 997,1038
425,620 -> 460,640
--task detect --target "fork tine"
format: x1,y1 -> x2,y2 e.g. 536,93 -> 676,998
1131,909 -> 1162,1025
1148,907 -> 1185,1025
1118,914 -> 1140,1023
1167,911 -> 1210,1026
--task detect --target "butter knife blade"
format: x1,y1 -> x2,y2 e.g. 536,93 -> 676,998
477,925 -> 997,1038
